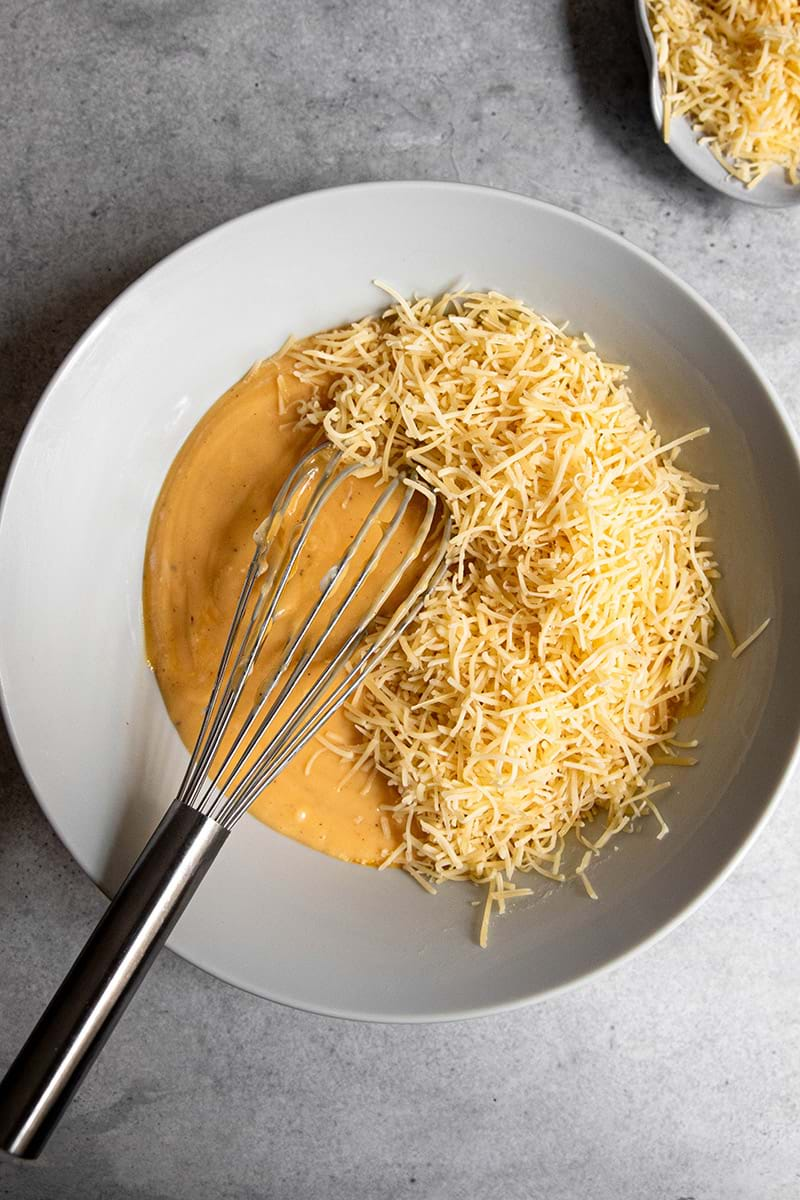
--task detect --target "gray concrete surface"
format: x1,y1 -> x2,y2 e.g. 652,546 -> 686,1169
1,1 -> 799,1197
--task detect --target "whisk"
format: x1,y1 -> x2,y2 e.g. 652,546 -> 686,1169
0,441 -> 449,1158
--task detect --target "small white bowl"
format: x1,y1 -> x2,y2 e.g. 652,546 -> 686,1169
2,181 -> 800,1020
635,0 -> 800,208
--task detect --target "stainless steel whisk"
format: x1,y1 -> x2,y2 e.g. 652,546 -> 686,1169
0,441 -> 449,1159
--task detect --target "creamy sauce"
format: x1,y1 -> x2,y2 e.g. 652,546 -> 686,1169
143,356 -> 403,865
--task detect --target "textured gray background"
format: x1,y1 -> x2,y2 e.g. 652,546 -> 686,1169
1,1 -> 799,1197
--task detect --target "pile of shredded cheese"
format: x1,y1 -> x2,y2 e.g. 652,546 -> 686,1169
646,0 -> 800,187
292,289 -> 720,945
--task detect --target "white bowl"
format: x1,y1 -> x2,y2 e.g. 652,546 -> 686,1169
2,182 -> 800,1021
635,0 -> 800,209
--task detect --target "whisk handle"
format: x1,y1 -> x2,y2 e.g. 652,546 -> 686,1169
0,801 -> 228,1159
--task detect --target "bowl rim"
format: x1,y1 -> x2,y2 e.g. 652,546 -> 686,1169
2,179 -> 800,1021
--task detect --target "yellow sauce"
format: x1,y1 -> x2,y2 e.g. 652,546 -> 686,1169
143,356 -> 403,865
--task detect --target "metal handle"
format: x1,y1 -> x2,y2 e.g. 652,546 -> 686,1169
0,801 -> 228,1158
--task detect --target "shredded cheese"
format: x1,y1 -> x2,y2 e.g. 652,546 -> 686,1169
646,0 -> 800,187
576,851 -> 599,901
732,615 -> 772,657
292,289 -> 724,929
478,876 -> 534,947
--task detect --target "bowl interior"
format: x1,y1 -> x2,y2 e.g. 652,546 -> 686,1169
2,182 -> 799,1020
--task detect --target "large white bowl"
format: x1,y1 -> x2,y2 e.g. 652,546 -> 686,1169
2,182 -> 800,1021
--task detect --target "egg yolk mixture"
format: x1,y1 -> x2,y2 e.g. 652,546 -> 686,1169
143,355 -> 404,865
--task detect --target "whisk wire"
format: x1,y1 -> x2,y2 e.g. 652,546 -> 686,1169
216,484 -> 442,823
174,442 -> 330,808
191,453 -> 375,811
183,449 -> 356,802
181,446 -> 369,810
178,442 -> 449,830
207,475 -> 411,816
229,522 -> 450,821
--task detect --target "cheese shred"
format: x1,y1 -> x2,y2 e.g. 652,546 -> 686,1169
291,289 -> 725,936
732,616 -> 772,658
646,0 -> 800,187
